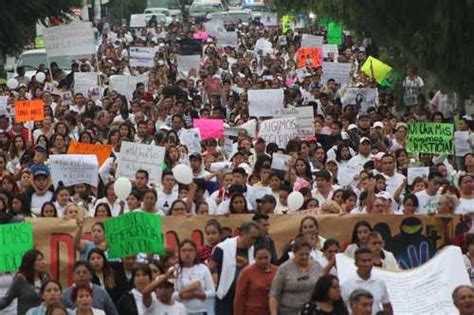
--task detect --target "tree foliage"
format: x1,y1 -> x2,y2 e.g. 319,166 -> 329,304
273,0 -> 474,98
107,0 -> 147,24
0,0 -> 81,55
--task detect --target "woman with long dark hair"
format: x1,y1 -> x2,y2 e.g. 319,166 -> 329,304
88,249 -> 121,301
25,280 -> 62,315
0,249 -> 49,315
344,220 -> 373,258
301,275 -> 349,315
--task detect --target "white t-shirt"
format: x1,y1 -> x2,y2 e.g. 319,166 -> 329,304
415,190 -> 440,214
31,191 -> 54,216
156,189 -> 179,215
173,264 -> 215,313
341,274 -> 390,314
150,299 -> 187,315
456,198 -> 474,214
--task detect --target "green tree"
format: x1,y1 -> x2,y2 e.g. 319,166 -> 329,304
272,0 -> 474,99
107,0 -> 147,24
0,0 -> 81,55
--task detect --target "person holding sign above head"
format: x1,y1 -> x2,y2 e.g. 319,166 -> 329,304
74,219 -> 108,261
341,248 -> 393,315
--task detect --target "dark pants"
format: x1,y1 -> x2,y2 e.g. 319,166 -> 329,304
215,293 -> 234,315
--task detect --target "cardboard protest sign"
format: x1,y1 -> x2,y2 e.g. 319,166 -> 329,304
322,44 -> 339,59
454,131 -> 472,157
67,141 -> 113,166
297,48 -> 323,68
271,153 -> 292,171
50,154 -> 99,188
0,222 -> 33,272
337,246 -> 470,314
259,117 -> 298,149
300,34 -> 323,48
341,87 -> 377,113
274,106 -> 315,136
116,141 -> 166,184
407,167 -> 430,185
43,21 -> 95,57
15,100 -> 44,122
193,119 -> 224,139
104,212 -> 164,259
407,123 -> 454,155
248,89 -> 284,117
74,72 -> 99,96
322,62 -> 352,85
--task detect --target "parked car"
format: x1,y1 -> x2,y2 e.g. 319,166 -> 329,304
241,3 -> 271,19
189,1 -> 226,19
208,10 -> 251,24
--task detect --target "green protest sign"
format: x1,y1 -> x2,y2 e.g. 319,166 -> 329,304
327,22 -> 342,45
407,123 -> 454,155
0,222 -> 34,272
104,211 -> 164,259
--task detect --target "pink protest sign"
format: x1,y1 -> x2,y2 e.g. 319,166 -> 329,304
193,31 -> 209,41
193,119 -> 224,139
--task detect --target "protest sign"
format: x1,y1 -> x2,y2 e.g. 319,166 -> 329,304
210,162 -> 232,172
337,164 -> 361,187
61,91 -> 73,106
216,32 -> 238,47
29,214 -> 458,285
300,34 -> 323,48
15,100 -> 44,122
254,38 -> 273,55
44,21 -> 95,57
297,48 -> 323,68
322,44 -> 339,59
248,89 -> 284,117
129,47 -> 157,68
361,56 -> 392,84
223,137 -> 234,158
407,166 -> 430,185
176,55 -> 201,77
109,75 -> 148,100
67,141 -> 113,166
50,154 -> 99,188
274,106 -> 315,136
261,13 -> 278,26
271,153 -> 292,171
224,126 -> 240,137
327,22 -> 342,45
178,128 -> 202,154
193,119 -> 224,139
454,131 -> 472,157
74,72 -> 99,96
239,119 -> 257,138
259,117 -> 298,149
341,87 -> 377,113
0,222 -> 33,272
322,62 -> 352,85
104,212 -> 164,259
116,141 -> 166,184
0,96 -> 7,116
204,20 -> 225,37
407,123 -> 454,155
336,246 -> 470,314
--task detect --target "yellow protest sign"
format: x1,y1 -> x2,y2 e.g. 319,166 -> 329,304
361,56 -> 393,84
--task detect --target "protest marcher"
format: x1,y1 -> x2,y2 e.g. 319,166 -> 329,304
25,280 -> 62,315
344,221 -> 373,258
301,274 -> 349,315
366,231 -> 399,271
453,285 -> 474,315
348,289 -> 373,315
70,285 -> 105,315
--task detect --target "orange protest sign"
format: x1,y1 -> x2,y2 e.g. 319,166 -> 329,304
67,141 -> 113,166
15,100 -> 45,123
297,48 -> 323,68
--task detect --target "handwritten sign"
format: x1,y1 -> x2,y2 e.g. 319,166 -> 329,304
0,223 -> 33,272
179,128 -> 202,154
193,119 -> 224,139
341,88 -> 377,113
337,246 -> 470,315
407,167 -> 430,185
254,38 -> 273,55
50,154 -> 99,188
271,153 -> 292,171
322,62 -> 352,84
323,44 -> 339,59
248,89 -> 284,117
44,21 -> 95,57
260,13 -> 278,26
407,123 -> 454,155
130,47 -> 157,68
15,100 -> 44,122
109,75 -> 148,100
67,141 -> 113,166
74,72 -> 99,96
176,55 -> 201,77
216,32 -> 238,47
275,106 -> 315,136
0,96 -> 7,116
300,34 -> 323,48
259,117 -> 298,149
116,141 -> 166,184
297,48 -> 323,68
104,212 -> 164,259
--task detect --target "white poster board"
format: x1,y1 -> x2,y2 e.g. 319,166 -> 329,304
336,246 -> 470,315
301,34 -> 323,49
254,38 -> 273,56
216,32 -> 238,47
44,21 -> 95,57
323,44 -> 339,59
259,117 -> 298,149
74,72 -> 99,96
176,55 -> 201,77
50,154 -> 99,188
407,166 -> 430,185
260,13 -> 278,26
275,106 -> 315,136
129,47 -> 157,68
116,142 -> 166,184
109,75 -> 148,100
322,62 -> 352,85
179,128 -> 202,154
271,153 -> 292,171
342,88 -> 378,113
0,96 -> 7,116
248,89 -> 284,117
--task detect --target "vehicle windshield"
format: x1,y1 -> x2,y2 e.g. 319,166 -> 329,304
192,4 -> 222,13
19,53 -> 73,70
147,0 -> 181,10
228,0 -> 242,6
243,4 -> 269,11
221,12 -> 251,22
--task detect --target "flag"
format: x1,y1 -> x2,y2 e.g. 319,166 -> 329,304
361,56 -> 400,88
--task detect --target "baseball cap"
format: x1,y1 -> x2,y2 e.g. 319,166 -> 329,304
376,191 -> 392,201
395,122 -> 408,130
359,137 -> 371,145
189,153 -> 202,160
348,124 -> 358,131
373,152 -> 385,161
373,121 -> 384,129
31,165 -> 50,178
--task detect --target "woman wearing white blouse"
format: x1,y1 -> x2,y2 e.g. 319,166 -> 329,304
173,239 -> 215,315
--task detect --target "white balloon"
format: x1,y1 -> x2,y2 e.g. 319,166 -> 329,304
35,72 -> 46,83
172,164 -> 193,185
114,177 -> 132,200
6,79 -> 18,90
287,191 -> 304,211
